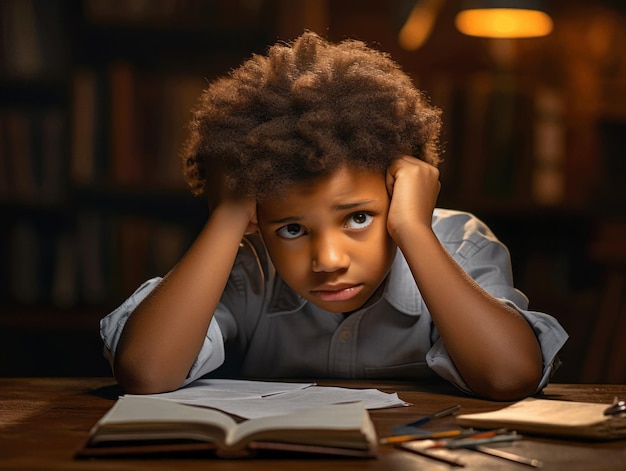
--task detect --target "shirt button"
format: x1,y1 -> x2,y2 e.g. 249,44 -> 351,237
339,331 -> 352,343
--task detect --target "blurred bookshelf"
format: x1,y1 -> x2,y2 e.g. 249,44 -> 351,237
0,0 -> 275,376
1,0 -> 626,381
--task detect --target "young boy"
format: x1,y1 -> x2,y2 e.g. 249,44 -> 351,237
101,32 -> 567,401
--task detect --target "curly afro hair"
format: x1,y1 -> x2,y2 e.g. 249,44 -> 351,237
181,31 -> 442,201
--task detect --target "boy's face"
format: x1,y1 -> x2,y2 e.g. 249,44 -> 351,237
257,166 -> 397,314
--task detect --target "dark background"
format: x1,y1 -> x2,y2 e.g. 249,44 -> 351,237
1,0 -> 625,383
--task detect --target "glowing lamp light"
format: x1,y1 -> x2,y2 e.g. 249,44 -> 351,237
455,1 -> 553,38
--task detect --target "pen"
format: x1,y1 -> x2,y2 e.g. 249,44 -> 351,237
427,429 -> 504,448
379,429 -> 464,445
401,404 -> 461,428
474,445 -> 544,468
434,432 -> 521,449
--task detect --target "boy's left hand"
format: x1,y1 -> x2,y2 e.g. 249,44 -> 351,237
385,155 -> 440,240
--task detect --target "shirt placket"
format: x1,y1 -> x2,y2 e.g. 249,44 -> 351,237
328,311 -> 364,377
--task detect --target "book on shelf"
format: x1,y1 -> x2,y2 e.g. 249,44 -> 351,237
115,217 -> 152,297
0,108 -> 67,205
1,0 -> 42,78
456,397 -> 626,441
458,72 -> 492,203
0,0 -> 69,79
39,109 -> 67,205
9,222 -> 41,304
76,212 -> 108,305
109,62 -> 143,186
4,110 -> 37,203
70,68 -> 100,186
153,73 -> 206,189
51,232 -> 78,308
76,396 -> 378,459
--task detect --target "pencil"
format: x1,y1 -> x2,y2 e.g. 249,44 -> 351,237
396,442 -> 465,467
474,446 -> 544,468
427,429 -> 506,448
379,429 -> 464,444
438,432 -> 522,449
399,404 -> 461,428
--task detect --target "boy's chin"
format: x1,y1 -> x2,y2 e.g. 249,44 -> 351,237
306,296 -> 369,315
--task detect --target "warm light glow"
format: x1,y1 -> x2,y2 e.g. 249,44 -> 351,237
398,0 -> 445,50
455,8 -> 553,38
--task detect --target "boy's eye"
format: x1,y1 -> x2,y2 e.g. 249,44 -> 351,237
276,223 -> 305,239
345,212 -> 373,229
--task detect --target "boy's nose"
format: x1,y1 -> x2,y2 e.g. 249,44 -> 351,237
311,234 -> 350,272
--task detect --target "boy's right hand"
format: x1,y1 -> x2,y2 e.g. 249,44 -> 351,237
206,166 -> 258,234
211,195 -> 258,235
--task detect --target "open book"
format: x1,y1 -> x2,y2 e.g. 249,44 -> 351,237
76,396 -> 378,459
456,397 -> 626,440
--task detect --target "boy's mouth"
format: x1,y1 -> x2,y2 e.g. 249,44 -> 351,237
311,284 -> 363,302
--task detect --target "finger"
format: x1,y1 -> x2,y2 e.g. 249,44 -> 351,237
385,168 -> 395,195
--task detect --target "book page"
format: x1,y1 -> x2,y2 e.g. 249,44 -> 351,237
226,402 -> 374,449
93,396 -> 237,443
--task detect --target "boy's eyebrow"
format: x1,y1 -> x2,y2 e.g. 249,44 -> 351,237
266,216 -> 303,225
332,200 -> 376,211
265,200 -> 377,225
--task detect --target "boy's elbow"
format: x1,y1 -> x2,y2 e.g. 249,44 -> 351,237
476,376 -> 539,401
116,374 -> 179,395
470,363 -> 542,401
113,353 -> 185,395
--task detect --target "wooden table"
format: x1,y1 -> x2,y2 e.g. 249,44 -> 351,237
1,377 -> 625,470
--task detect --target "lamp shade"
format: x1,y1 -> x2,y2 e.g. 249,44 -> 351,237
455,0 -> 553,38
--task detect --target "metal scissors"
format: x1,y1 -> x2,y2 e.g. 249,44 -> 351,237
603,397 -> 626,417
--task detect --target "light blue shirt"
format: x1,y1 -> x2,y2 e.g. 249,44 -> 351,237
101,209 -> 568,394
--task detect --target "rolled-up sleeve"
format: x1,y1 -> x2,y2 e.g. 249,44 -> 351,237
426,210 -> 569,395
427,302 -> 568,395
99,277 -> 226,386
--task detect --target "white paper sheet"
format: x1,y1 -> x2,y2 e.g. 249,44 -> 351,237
125,379 -> 409,419
127,378 -> 314,401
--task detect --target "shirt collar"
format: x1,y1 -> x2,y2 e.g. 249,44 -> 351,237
382,248 -> 423,316
266,248 -> 423,317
